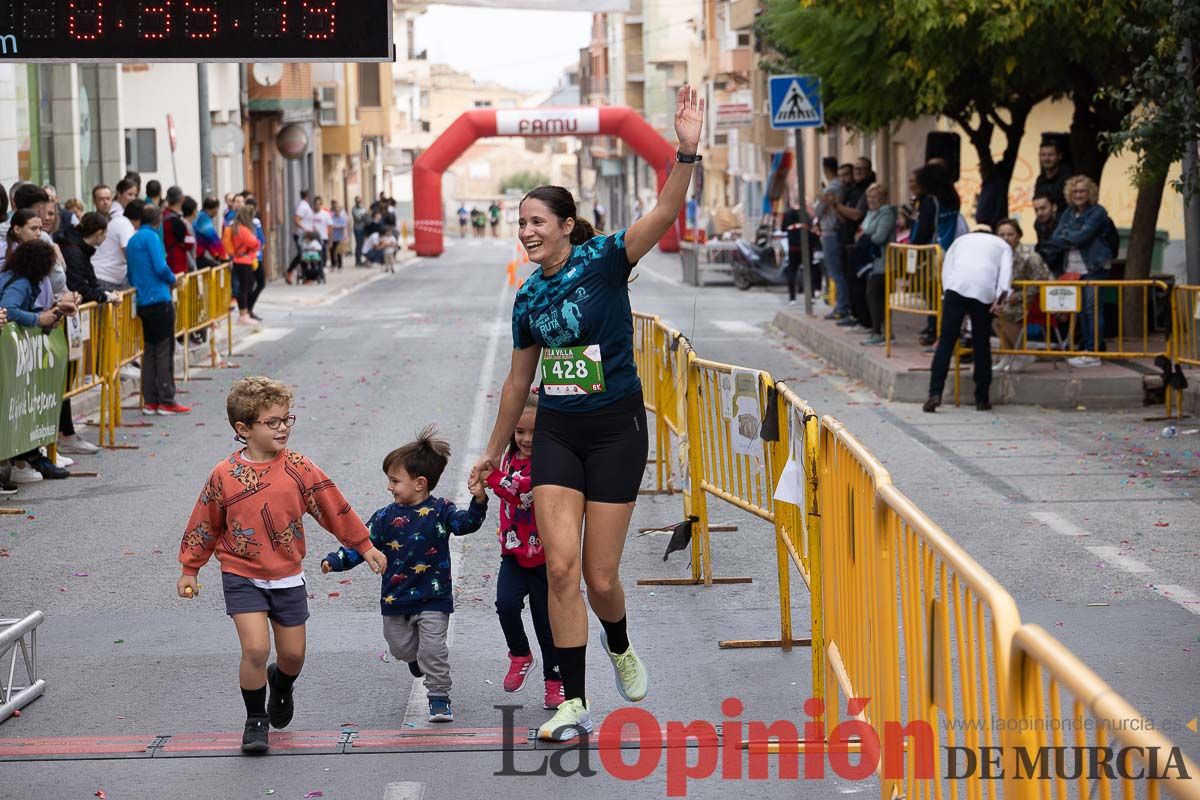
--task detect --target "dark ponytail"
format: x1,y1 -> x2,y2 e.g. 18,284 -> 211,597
571,216 -> 596,244
522,184 -> 599,245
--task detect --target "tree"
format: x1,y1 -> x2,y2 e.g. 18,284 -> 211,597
758,1 -> 1140,216
500,171 -> 551,195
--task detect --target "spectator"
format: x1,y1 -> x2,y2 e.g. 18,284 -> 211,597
42,184 -> 74,228
56,211 -> 116,307
361,227 -> 385,265
1,209 -> 44,271
127,204 -> 189,416
0,240 -> 77,481
162,186 -> 191,275
63,198 -> 84,225
814,162 -> 849,318
113,178 -> 140,218
224,192 -> 244,227
382,198 -> 397,229
923,230 -> 1012,413
1034,139 -> 1069,211
38,195 -> 62,238
352,196 -> 369,265
856,184 -> 897,346
911,163 -> 964,346
224,205 -> 261,325
286,189 -> 314,283
1050,175 -> 1114,367
55,211 -> 114,455
780,205 -> 806,306
92,184 -> 114,217
123,171 -> 142,195
993,218 -> 1052,373
144,179 -> 163,208
1031,191 -> 1064,275
7,185 -> 68,303
311,196 -> 332,267
243,198 -> 267,320
895,204 -> 915,244
831,158 -> 873,327
180,196 -> 200,272
195,195 -> 226,267
329,199 -> 349,271
92,199 -> 143,293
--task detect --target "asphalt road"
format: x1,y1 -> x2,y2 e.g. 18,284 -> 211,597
0,237 -> 1196,799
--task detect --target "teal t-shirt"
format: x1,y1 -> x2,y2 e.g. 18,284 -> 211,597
511,231 -> 641,413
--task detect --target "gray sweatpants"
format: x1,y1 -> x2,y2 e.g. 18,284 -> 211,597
383,611 -> 451,698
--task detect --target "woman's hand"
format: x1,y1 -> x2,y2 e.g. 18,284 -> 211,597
674,85 -> 704,154
36,309 -> 61,327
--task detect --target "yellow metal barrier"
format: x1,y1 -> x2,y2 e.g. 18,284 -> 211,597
885,244 -> 943,357
1006,624 -> 1200,800
953,278 -> 1172,408
1168,285 -> 1199,418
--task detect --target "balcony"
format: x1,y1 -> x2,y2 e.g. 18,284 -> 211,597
730,0 -> 758,31
717,47 -> 753,77
322,122 -> 362,156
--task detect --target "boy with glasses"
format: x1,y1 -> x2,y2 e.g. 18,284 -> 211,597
177,377 -> 388,753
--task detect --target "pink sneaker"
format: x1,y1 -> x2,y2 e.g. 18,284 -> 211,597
503,653 -> 536,692
543,679 -> 565,710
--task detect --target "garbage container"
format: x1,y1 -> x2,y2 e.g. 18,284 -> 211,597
680,242 -> 700,287
1117,227 -> 1171,272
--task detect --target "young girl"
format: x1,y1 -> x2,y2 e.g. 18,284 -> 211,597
485,393 -> 563,710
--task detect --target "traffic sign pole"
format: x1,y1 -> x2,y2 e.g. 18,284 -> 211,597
795,129 -> 813,316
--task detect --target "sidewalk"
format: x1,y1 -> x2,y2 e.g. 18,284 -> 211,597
773,300 -> 1163,409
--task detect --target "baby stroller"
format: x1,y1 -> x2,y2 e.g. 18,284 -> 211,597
300,248 -> 326,284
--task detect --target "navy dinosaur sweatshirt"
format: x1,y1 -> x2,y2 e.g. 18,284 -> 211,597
323,495 -> 487,615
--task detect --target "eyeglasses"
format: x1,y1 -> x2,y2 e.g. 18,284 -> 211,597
254,415 -> 296,431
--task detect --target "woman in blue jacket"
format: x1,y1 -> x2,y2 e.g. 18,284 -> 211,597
1050,175 -> 1113,366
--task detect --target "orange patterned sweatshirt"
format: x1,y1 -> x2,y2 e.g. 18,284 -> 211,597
180,449 -> 373,580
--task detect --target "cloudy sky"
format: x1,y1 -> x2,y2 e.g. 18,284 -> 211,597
414,6 -> 593,92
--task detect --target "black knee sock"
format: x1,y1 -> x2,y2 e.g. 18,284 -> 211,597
242,685 -> 267,717
558,645 -> 587,706
600,615 -> 629,655
270,665 -> 299,694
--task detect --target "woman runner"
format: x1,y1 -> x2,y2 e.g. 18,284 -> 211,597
471,85 -> 704,741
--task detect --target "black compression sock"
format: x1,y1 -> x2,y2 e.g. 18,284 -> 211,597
557,645 -> 587,707
600,615 -> 630,655
270,665 -> 299,694
241,685 -> 267,717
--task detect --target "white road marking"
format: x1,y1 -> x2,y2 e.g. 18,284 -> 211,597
232,326 -> 294,351
402,277 -> 511,729
633,261 -> 677,285
1086,545 -> 1154,574
382,782 -> 426,800
1149,585 -> 1200,616
1030,511 -> 1090,537
712,320 -> 761,335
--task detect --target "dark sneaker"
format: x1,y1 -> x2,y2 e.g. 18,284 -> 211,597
976,401 -> 993,411
835,317 -> 859,327
922,395 -> 941,413
428,697 -> 453,723
266,664 -> 294,729
241,715 -> 270,753
30,456 -> 69,480
407,661 -> 423,678
919,332 -> 936,346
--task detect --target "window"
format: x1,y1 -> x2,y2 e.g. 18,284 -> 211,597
737,32 -> 751,47
318,86 -> 337,125
714,132 -> 728,145
474,100 -> 492,108
124,128 -> 157,173
358,64 -> 381,107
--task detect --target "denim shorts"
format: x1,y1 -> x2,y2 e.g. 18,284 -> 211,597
222,573 -> 310,627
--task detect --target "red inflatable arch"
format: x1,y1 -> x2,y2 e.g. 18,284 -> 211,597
412,106 -> 685,257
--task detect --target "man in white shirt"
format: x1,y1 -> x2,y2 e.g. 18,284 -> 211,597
287,189 -> 315,283
92,199 -> 142,292
924,230 -> 1013,413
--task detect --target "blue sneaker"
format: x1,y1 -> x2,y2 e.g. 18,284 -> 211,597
428,696 -> 453,723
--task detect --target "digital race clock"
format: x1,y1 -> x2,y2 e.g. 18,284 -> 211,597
0,0 -> 394,62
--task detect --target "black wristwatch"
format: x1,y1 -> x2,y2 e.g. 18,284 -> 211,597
676,151 -> 702,164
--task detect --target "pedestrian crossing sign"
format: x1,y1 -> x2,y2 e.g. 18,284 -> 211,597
769,75 -> 823,130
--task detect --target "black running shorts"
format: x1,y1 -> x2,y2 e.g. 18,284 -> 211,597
531,390 -> 649,504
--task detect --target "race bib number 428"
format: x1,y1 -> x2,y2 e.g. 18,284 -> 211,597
541,345 -> 606,396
